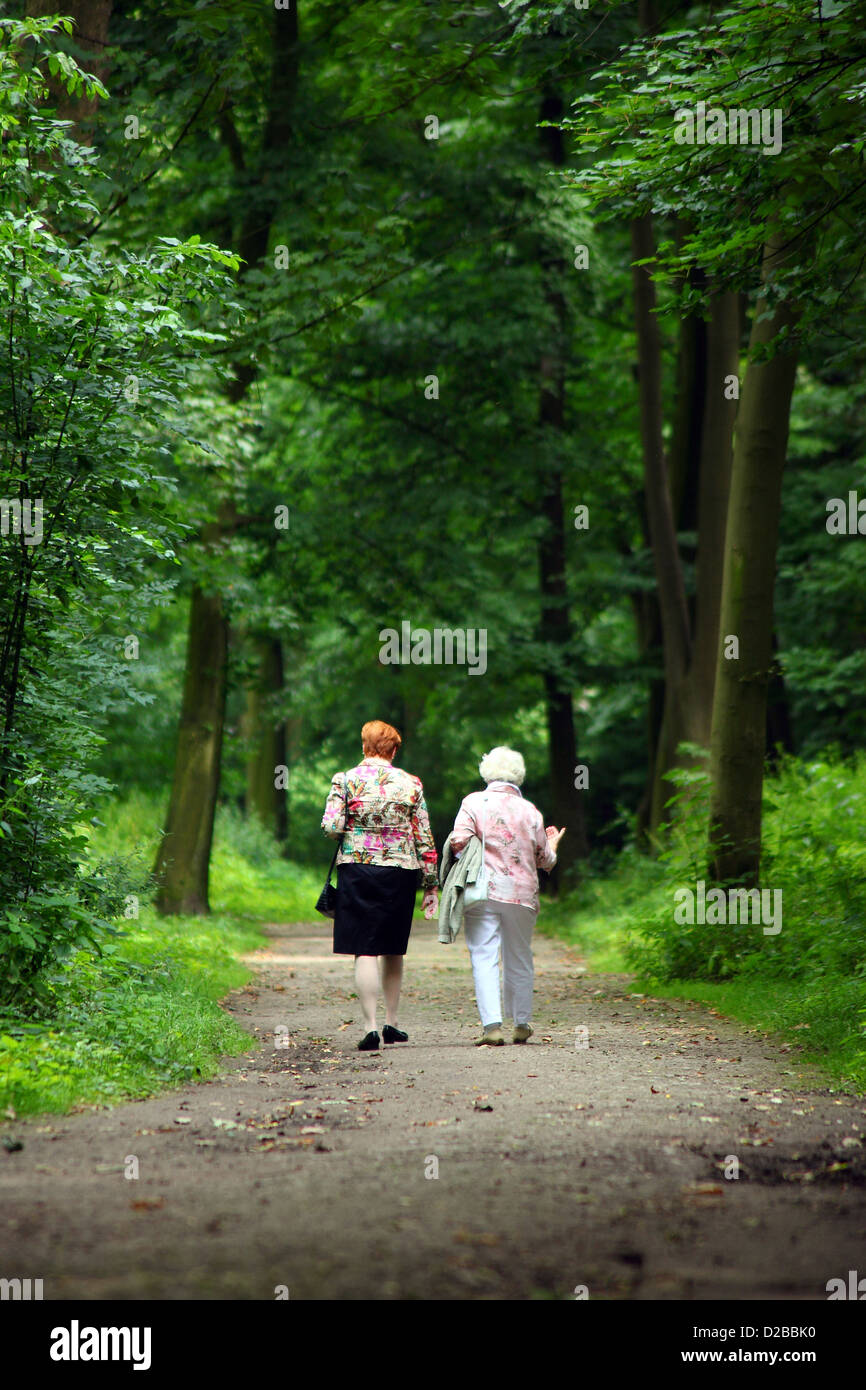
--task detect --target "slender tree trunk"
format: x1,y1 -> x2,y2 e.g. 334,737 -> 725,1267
647,291 -> 739,830
538,481 -> 590,878
766,631 -> 795,766
646,290 -> 705,832
242,636 -> 288,844
631,217 -> 692,693
709,235 -> 800,885
154,575 -> 228,914
687,291 -> 740,744
153,2 -> 299,912
537,91 -> 589,887
666,276 -> 706,544
631,213 -> 694,838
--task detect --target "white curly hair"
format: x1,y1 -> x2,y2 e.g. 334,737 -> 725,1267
478,746 -> 525,786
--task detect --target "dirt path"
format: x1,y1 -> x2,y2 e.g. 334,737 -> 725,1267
2,920 -> 865,1300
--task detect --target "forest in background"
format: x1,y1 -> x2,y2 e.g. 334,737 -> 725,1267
2,0 -> 866,1105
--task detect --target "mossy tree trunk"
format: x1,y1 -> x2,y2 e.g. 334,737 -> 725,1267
154,560 -> 228,914
647,291 -> 739,832
709,235 -> 800,885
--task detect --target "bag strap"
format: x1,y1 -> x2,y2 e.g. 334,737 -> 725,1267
326,774 -> 349,884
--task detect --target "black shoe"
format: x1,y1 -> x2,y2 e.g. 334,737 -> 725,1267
383,1024 -> 408,1044
358,1031 -> 380,1051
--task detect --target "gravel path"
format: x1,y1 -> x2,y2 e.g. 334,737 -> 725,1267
2,919 -> 864,1300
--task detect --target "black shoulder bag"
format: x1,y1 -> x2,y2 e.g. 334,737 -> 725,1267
316,775 -> 349,919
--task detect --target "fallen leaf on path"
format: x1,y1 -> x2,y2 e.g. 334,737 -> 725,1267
453,1229 -> 500,1246
301,1125 -> 325,1134
130,1199 -> 164,1211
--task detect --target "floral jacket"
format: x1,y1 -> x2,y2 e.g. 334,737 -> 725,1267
449,781 -> 556,913
322,758 -> 439,890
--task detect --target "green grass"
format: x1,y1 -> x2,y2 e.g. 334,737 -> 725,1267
638,974 -> 866,1093
537,847 -> 661,974
0,790 -> 323,1119
539,760 -> 866,1095
0,909 -> 262,1116
543,873 -> 866,1091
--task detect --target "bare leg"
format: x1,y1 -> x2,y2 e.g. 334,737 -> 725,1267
354,954 -> 379,1032
380,954 -> 404,1026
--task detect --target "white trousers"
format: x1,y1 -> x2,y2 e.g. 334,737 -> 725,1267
463,899 -> 536,1027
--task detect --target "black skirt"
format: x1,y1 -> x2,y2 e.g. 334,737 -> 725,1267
333,863 -> 418,956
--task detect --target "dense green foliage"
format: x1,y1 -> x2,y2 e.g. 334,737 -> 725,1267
0,15 -> 237,1004
1,2 -> 864,1100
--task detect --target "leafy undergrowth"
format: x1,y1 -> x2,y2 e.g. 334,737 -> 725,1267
0,792 -> 323,1118
637,975 -> 866,1094
0,911 -> 262,1117
542,754 -> 866,1095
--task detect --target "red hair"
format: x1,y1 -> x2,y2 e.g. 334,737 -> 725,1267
361,720 -> 402,759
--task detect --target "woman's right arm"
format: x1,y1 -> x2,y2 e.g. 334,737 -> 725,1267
321,775 -> 348,838
449,798 -> 477,853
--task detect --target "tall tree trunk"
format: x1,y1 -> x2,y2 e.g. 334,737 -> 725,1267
242,636 -> 288,844
537,91 -> 589,887
647,290 -> 738,831
631,216 -> 692,696
687,291 -> 740,745
709,234 -> 800,885
629,0 -> 734,842
631,213 -> 694,838
153,1 -> 299,912
666,276 -> 706,544
646,290 -> 705,832
538,480 -> 590,880
154,569 -> 227,914
766,630 -> 795,766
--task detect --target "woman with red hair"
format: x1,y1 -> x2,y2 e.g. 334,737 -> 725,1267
322,721 -> 438,1051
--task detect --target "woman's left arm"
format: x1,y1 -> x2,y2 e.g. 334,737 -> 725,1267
321,775 -> 349,838
411,787 -> 439,889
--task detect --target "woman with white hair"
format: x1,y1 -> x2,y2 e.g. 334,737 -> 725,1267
447,747 -> 565,1045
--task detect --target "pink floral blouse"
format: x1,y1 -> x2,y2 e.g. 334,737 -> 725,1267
449,782 -> 556,913
322,758 -> 439,889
